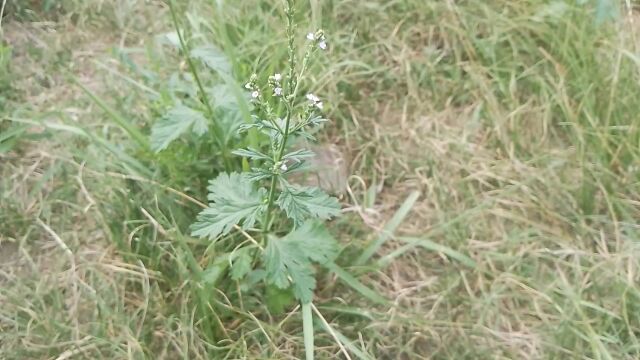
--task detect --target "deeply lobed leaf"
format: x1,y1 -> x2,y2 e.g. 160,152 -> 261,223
151,104 -> 208,152
277,181 -> 341,227
263,221 -> 338,303
191,173 -> 267,239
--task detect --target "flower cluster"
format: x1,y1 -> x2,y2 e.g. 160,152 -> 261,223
269,73 -> 283,97
244,73 -> 260,100
306,93 -> 323,110
307,29 -> 327,50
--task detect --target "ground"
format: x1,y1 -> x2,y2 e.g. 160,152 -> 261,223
1,1 -> 640,359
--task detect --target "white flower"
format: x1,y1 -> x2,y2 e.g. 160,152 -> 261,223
244,82 -> 252,89
318,41 -> 327,50
307,32 -> 315,40
306,93 -> 324,110
280,162 -> 288,171
273,73 -> 282,82
273,87 -> 283,96
251,91 -> 260,99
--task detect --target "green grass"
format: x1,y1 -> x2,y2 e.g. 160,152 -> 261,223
2,0 -> 640,359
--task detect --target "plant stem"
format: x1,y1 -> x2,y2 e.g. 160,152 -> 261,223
263,0 -> 297,231
168,0 -> 231,171
302,302 -> 315,360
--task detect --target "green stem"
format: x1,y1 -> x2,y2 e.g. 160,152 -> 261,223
302,302 -> 315,360
168,0 -> 231,171
262,0 -> 297,232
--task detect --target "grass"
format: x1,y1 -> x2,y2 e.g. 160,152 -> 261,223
2,0 -> 640,359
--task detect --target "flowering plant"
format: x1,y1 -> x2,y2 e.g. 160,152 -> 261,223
186,1 -> 339,357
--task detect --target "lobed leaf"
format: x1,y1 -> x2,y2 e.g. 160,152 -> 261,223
231,248 -> 254,280
263,221 -> 338,303
277,181 -> 341,227
151,104 -> 208,152
190,173 -> 267,239
283,148 -> 315,161
191,45 -> 232,76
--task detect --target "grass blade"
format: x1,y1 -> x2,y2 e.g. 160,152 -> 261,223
73,77 -> 149,150
325,262 -> 386,304
312,303 -> 372,360
356,190 -> 420,265
378,237 -> 477,269
302,302 -> 314,360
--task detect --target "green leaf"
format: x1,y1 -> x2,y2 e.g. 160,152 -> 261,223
263,221 -> 338,303
247,167 -> 274,182
283,148 -> 315,161
208,84 -> 242,110
191,45 -> 231,76
232,147 -> 272,162
151,105 -> 208,152
265,284 -> 295,314
191,173 -> 267,239
231,248 -> 253,280
277,182 -> 341,227
202,253 -> 231,285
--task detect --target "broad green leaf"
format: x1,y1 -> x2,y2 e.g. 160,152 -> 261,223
191,45 -> 231,76
277,182 -> 341,227
208,84 -> 242,110
151,105 -> 208,152
231,248 -> 253,280
190,173 -> 267,239
263,221 -> 338,303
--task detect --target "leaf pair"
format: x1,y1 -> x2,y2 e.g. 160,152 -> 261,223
191,173 -> 340,239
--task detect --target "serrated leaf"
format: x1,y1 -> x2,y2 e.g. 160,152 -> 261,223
208,84 -> 242,110
263,221 -> 338,303
277,181 -> 341,227
283,148 -> 315,161
151,105 -> 208,152
247,167 -> 275,182
191,45 -> 231,75
231,248 -> 253,280
190,173 -> 267,239
232,147 -> 272,162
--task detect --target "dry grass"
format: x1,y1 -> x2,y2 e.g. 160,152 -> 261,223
2,0 -> 640,359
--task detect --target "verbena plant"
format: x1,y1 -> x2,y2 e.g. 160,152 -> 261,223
190,4 -> 339,300
157,0 -> 340,357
